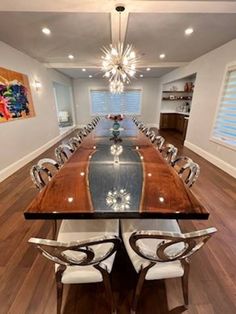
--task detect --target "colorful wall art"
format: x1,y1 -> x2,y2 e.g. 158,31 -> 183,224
0,67 -> 35,123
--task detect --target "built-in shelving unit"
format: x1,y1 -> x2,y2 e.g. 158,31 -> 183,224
160,74 -> 196,143
162,91 -> 193,93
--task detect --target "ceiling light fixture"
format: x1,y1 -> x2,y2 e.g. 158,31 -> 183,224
146,67 -> 151,71
42,27 -> 51,35
68,54 -> 74,60
101,5 -> 138,93
159,54 -> 166,59
185,27 -> 194,36
82,68 -> 86,72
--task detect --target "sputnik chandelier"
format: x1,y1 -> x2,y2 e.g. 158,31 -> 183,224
101,5 -> 138,93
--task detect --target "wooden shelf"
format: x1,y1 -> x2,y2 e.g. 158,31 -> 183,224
162,98 -> 192,101
162,90 -> 193,93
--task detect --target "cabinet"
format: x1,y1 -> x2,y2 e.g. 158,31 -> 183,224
160,113 -> 189,143
160,113 -> 176,129
176,114 -> 185,132
160,113 -> 188,133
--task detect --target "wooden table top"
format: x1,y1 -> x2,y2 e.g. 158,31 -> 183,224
24,118 -> 209,220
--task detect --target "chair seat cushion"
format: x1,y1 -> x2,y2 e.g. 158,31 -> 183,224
121,219 -> 184,280
56,219 -> 119,284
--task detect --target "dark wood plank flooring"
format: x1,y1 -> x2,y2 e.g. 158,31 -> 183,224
0,129 -> 236,314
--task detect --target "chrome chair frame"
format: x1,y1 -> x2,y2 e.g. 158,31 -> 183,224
129,227 -> 217,313
55,144 -> 74,165
30,158 -> 60,190
161,144 -> 178,164
29,236 -> 121,314
154,135 -> 165,149
172,156 -> 200,187
67,137 -> 81,151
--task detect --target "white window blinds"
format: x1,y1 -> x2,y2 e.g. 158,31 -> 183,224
90,90 -> 141,115
212,67 -> 236,148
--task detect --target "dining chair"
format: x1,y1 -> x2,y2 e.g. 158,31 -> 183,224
172,156 -> 200,187
121,219 -> 217,314
75,132 -> 83,143
87,123 -> 94,130
29,219 -> 121,314
161,144 -> 178,164
154,135 -> 165,149
67,137 -> 81,151
147,130 -> 156,140
55,144 -> 74,165
30,158 -> 60,190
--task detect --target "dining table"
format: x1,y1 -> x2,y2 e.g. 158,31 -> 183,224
24,118 -> 209,220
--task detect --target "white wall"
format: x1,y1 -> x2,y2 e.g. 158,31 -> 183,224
159,39 -> 236,177
73,77 -> 161,127
0,41 -> 72,181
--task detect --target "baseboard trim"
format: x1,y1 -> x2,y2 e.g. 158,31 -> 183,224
0,126 -> 76,183
184,141 -> 236,179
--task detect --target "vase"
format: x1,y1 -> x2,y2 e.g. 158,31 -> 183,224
113,121 -> 120,130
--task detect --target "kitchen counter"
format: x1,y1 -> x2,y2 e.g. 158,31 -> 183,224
161,111 -> 190,116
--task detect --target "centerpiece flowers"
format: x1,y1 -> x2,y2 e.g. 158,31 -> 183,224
106,114 -> 124,121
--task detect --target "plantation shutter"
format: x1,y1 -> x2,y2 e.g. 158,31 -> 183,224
90,90 -> 141,115
213,68 -> 236,147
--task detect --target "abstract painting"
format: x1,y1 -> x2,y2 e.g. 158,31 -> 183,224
0,67 -> 35,123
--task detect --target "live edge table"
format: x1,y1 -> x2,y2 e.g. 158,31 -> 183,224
24,118 -> 209,221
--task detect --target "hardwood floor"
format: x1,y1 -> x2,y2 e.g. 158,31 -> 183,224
0,129 -> 236,314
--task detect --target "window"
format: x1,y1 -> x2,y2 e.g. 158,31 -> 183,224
212,66 -> 236,149
90,89 -> 142,115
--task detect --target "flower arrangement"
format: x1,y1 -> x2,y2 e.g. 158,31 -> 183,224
106,114 -> 124,121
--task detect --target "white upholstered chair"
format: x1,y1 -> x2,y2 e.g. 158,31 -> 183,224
29,219 -> 120,314
121,219 -> 217,313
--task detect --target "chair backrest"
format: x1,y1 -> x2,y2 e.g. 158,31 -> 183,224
138,122 -> 144,129
172,156 -> 200,187
161,144 -> 178,163
55,144 -> 74,165
67,137 -> 81,150
154,135 -> 165,149
29,236 -> 121,267
129,227 -> 217,263
30,158 -> 60,190
148,130 -> 156,140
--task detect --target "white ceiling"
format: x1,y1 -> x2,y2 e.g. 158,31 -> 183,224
0,1 -> 236,79
126,13 -> 236,63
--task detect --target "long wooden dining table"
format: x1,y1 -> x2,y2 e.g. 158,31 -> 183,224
24,118 -> 209,220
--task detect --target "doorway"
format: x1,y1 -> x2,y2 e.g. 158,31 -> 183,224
53,82 -> 75,133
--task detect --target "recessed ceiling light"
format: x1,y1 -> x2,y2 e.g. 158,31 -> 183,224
146,67 -> 151,71
68,54 -> 74,60
185,27 -> 194,36
140,74 -> 143,78
159,53 -> 166,59
82,68 -> 86,72
42,27 -> 51,35
89,75 -> 93,78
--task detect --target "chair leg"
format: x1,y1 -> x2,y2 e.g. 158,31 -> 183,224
52,219 -> 57,240
95,265 -> 116,314
56,266 -> 66,314
131,263 -> 154,314
181,259 -> 190,306
56,281 -> 64,314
